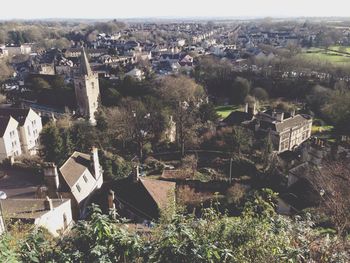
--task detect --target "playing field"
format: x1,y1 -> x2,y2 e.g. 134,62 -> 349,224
299,47 -> 350,66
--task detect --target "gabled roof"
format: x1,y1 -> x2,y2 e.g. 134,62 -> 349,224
80,47 -> 92,76
0,108 -> 31,126
0,116 -> 13,137
59,151 -> 91,188
140,179 -> 176,210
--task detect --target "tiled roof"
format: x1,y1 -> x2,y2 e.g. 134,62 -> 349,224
161,169 -> 193,180
140,179 -> 176,209
59,151 -> 91,188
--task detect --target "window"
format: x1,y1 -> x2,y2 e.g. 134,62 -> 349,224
91,82 -> 94,89
76,184 -> 81,192
83,175 -> 88,183
27,126 -> 31,136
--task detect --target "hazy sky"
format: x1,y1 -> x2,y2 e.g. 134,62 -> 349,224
1,0 -> 350,19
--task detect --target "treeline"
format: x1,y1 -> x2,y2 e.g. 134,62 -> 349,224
0,20 -> 126,49
1,189 -> 349,262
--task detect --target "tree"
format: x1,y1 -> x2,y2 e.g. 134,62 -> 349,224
251,87 -> 269,101
232,126 -> 252,156
231,77 -> 251,104
0,61 -> 13,83
40,122 -> 64,165
308,161 -> 350,236
157,75 -> 205,108
198,103 -> 219,123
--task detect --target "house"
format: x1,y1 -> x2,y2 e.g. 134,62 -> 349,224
4,44 -> 31,56
1,197 -> 72,236
125,68 -> 144,81
0,108 -> 42,156
44,147 -> 103,219
0,116 -> 22,162
222,102 -> 312,153
254,109 -> 312,153
108,166 -> 176,222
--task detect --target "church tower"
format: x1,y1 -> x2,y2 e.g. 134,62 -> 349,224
74,47 -> 100,125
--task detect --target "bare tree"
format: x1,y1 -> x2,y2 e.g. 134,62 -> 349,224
308,160 -> 350,236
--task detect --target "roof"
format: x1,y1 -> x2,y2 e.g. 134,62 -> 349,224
80,47 -> 93,76
161,169 -> 193,180
2,199 -> 69,219
223,111 -> 253,126
0,116 -> 12,137
140,179 -> 176,209
275,114 -> 312,133
0,108 -> 30,126
59,151 -> 91,188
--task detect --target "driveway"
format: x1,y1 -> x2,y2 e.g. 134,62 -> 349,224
0,168 -> 42,198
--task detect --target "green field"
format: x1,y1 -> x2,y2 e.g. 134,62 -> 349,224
215,105 -> 242,118
300,46 -> 350,66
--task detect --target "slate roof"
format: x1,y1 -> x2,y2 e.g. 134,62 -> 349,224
223,111 -> 253,126
2,199 -> 69,219
0,116 -> 12,137
275,114 -> 312,133
79,47 -> 93,76
0,108 -> 30,126
59,151 -> 91,188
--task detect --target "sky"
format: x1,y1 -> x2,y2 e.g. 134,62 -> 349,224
1,0 -> 350,19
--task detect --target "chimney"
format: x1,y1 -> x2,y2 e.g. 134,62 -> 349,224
132,165 -> 140,183
44,163 -> 59,191
247,102 -> 257,115
108,190 -> 115,210
290,109 -> 295,117
90,147 -> 100,179
44,196 -> 53,211
275,112 -> 284,122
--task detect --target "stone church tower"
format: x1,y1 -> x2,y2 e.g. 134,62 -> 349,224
74,48 -> 100,125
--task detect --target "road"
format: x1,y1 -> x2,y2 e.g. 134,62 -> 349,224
0,168 -> 42,198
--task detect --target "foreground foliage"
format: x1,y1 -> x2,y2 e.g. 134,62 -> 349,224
0,190 -> 349,263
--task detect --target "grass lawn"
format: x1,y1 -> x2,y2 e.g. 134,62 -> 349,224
300,47 -> 350,66
215,105 -> 242,118
311,125 -> 334,135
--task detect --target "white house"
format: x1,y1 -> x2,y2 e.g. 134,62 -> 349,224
1,198 -> 73,236
0,108 -> 43,156
125,68 -> 144,81
0,116 -> 22,162
44,147 -> 103,219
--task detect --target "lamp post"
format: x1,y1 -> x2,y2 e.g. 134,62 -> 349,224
0,193 -> 6,234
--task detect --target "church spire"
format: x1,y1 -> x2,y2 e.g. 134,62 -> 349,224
80,47 -> 92,76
